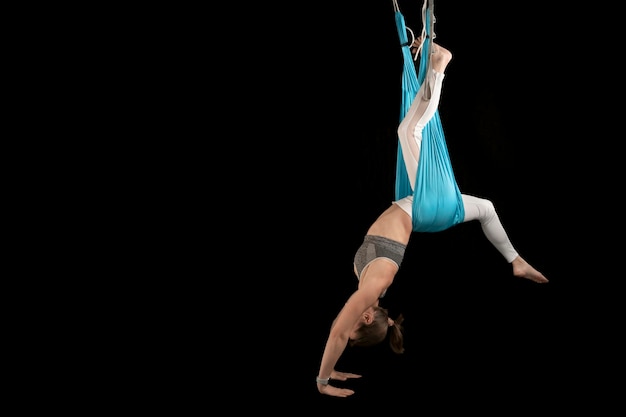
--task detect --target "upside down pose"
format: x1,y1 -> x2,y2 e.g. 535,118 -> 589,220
316,38 -> 548,398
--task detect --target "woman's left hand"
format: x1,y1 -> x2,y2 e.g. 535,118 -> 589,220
330,370 -> 362,381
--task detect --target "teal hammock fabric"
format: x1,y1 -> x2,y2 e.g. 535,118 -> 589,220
393,7 -> 464,232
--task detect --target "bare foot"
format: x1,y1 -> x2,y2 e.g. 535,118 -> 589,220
411,36 -> 425,49
429,42 -> 452,72
411,36 -> 451,72
410,36 -> 426,58
511,256 -> 549,284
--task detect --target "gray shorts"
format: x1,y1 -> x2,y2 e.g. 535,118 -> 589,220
353,235 -> 406,297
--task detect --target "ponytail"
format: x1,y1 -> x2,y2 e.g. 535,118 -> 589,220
388,313 -> 405,354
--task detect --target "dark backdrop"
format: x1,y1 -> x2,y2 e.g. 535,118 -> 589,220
105,1 -> 625,412
260,0 -> 619,411
154,0 -> 620,411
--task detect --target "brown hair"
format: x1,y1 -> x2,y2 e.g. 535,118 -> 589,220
349,306 -> 405,354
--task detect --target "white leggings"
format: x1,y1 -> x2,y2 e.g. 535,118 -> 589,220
394,69 -> 519,263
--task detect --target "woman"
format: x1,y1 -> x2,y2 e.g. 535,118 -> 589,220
316,38 -> 548,398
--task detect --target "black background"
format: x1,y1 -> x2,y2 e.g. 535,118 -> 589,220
250,0 -> 621,410
141,0 -> 622,411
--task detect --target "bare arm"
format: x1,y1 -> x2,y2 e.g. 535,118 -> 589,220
316,279 -> 385,397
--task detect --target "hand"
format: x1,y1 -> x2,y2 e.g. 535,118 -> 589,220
317,383 -> 356,398
330,370 -> 362,381
316,371 -> 362,397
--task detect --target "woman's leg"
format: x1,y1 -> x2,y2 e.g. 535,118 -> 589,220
397,40 -> 452,190
461,194 -> 548,283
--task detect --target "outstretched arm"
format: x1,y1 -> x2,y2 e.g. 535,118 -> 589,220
316,283 -> 382,397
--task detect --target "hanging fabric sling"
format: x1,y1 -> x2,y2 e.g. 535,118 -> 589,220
392,0 -> 464,233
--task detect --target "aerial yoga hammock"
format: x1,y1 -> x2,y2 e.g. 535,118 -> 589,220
392,0 -> 465,233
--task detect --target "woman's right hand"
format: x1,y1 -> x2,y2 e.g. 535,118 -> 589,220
316,371 -> 362,397
317,383 -> 356,397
